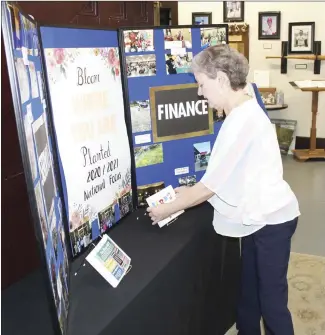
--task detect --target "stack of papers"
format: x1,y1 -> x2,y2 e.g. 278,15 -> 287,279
294,80 -> 325,88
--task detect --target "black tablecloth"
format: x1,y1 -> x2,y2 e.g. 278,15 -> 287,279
68,203 -> 241,335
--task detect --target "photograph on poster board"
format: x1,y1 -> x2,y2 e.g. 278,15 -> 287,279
137,182 -> 165,207
126,54 -> 156,77
32,114 -> 56,219
194,141 -> 211,172
150,84 -> 213,143
165,52 -> 193,75
98,204 -> 115,234
213,109 -> 226,122
7,5 -> 22,49
20,12 -> 37,55
37,71 -> 45,100
29,61 -> 39,98
24,104 -> 38,180
43,46 -> 132,257
70,219 -> 92,255
178,175 -> 197,187
130,100 -> 151,133
48,254 -> 60,308
164,29 -> 192,49
34,182 -> 49,248
50,211 -> 58,259
134,144 -> 164,168
123,30 -> 154,53
201,27 -> 227,48
15,58 -> 30,103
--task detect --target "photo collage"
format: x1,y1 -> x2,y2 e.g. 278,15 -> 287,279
123,27 -> 226,207
5,4 -> 70,335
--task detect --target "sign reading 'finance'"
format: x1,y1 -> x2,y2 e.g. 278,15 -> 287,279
150,83 -> 214,143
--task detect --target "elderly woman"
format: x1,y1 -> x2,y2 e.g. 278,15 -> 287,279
147,45 -> 300,335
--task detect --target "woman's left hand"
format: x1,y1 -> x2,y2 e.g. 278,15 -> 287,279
147,204 -> 172,225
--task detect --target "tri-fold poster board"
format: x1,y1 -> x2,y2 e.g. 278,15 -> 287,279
2,2 -> 229,334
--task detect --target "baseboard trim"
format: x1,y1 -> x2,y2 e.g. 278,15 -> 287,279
295,136 -> 325,150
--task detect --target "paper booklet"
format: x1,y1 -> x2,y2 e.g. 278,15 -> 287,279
86,234 -> 131,288
146,185 -> 184,228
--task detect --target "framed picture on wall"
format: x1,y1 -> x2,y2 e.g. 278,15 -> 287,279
258,11 -> 281,40
192,12 -> 212,25
223,1 -> 244,22
288,22 -> 315,54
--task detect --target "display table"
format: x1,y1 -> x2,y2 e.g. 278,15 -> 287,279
68,203 -> 241,335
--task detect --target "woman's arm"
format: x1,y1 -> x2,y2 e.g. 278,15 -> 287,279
167,182 -> 214,214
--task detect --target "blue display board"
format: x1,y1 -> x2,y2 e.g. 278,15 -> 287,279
40,26 -> 134,258
2,3 -> 70,335
119,25 -> 228,200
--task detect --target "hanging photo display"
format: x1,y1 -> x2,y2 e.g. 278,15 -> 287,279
150,83 -> 214,143
164,28 -> 193,49
123,30 -> 154,53
200,27 -> 227,48
43,47 -> 133,257
3,4 -> 70,335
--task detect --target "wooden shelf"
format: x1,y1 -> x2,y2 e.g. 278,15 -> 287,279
266,104 -> 288,111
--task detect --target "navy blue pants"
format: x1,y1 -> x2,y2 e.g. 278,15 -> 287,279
237,218 -> 298,335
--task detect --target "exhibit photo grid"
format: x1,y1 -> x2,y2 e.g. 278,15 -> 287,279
39,26 -> 135,258
2,3 -> 70,335
119,25 -> 228,206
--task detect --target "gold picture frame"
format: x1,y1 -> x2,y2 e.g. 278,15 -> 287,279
149,83 -> 214,143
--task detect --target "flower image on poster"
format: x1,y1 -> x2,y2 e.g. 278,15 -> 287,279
134,144 -> 164,168
32,114 -> 56,219
201,27 -> 227,48
165,52 -> 193,75
15,58 -> 30,103
193,141 -> 211,172
130,100 -> 151,133
44,47 -> 132,256
126,54 -> 156,78
164,29 -> 192,49
123,30 -> 154,53
288,22 -> 315,54
34,181 -> 49,249
28,61 -> 39,98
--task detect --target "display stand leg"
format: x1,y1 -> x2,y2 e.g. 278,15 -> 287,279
292,91 -> 325,161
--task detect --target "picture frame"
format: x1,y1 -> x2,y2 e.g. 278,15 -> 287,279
288,22 -> 315,54
192,12 -> 212,25
258,11 -> 281,40
258,88 -> 277,105
223,1 -> 244,22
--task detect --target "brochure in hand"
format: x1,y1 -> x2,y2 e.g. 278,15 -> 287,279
146,185 -> 184,228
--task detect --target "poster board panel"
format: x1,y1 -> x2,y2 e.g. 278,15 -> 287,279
40,26 -> 134,258
119,25 -> 228,204
2,3 -> 70,334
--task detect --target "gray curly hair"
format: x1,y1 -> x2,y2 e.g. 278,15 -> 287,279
191,44 -> 249,90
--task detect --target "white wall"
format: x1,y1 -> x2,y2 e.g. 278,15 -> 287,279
178,2 -> 325,138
